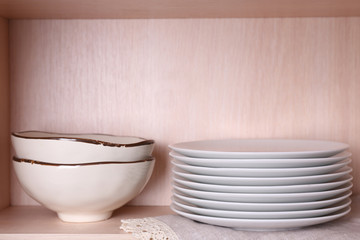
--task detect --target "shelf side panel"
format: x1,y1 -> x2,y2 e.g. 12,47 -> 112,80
0,17 -> 10,210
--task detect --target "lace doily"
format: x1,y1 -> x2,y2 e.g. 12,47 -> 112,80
120,217 -> 179,240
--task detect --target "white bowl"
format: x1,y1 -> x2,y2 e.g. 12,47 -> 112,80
11,131 -> 154,164
13,156 -> 155,222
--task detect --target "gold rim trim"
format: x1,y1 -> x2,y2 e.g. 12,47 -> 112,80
13,156 -> 154,166
12,131 -> 155,147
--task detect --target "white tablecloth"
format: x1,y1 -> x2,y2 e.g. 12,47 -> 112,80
121,196 -> 360,240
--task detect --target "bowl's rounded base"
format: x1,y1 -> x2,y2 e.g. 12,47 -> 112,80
57,211 -> 113,223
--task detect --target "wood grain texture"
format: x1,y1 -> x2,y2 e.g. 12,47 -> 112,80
0,0 -> 360,19
9,18 -> 360,206
0,17 -> 9,210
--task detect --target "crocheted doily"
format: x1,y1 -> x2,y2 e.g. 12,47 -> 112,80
120,217 -> 179,240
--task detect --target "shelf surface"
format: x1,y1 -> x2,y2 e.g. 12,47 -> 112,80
1,196 -> 360,239
0,205 -> 173,240
0,0 -> 360,19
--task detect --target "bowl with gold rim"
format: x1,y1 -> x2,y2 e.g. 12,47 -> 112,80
11,131 -> 155,164
12,156 -> 155,222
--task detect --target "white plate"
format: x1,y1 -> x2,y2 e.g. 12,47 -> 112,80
171,159 -> 351,177
172,197 -> 351,219
173,175 -> 353,193
169,139 -> 349,159
172,167 -> 352,186
173,183 -> 352,203
169,151 -> 351,168
173,191 -> 352,211
171,204 -> 351,231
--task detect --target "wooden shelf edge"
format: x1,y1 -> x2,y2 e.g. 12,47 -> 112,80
0,205 -> 173,239
0,234 -> 132,240
0,0 -> 360,19
1,196 -> 359,239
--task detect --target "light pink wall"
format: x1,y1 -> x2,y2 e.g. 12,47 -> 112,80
10,18 -> 360,205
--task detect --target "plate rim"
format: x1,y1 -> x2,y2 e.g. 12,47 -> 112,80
171,158 -> 352,177
171,197 -> 352,219
169,139 -> 349,159
172,166 -> 352,186
172,182 -> 353,203
170,204 -> 351,230
172,174 -> 353,193
169,151 -> 352,168
172,190 -> 353,211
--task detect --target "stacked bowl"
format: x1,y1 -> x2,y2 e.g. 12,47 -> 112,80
169,139 -> 352,231
11,131 -> 155,222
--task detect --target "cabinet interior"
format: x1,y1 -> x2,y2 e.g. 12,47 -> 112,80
0,1 -> 360,210
7,18 -> 360,207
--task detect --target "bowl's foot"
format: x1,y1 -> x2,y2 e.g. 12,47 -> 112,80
57,211 -> 113,223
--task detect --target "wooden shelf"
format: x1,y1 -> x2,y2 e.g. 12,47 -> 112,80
0,205 -> 173,239
1,196 -> 360,239
0,0 -> 359,19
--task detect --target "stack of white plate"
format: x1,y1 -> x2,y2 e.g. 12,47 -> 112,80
168,139 -> 352,231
